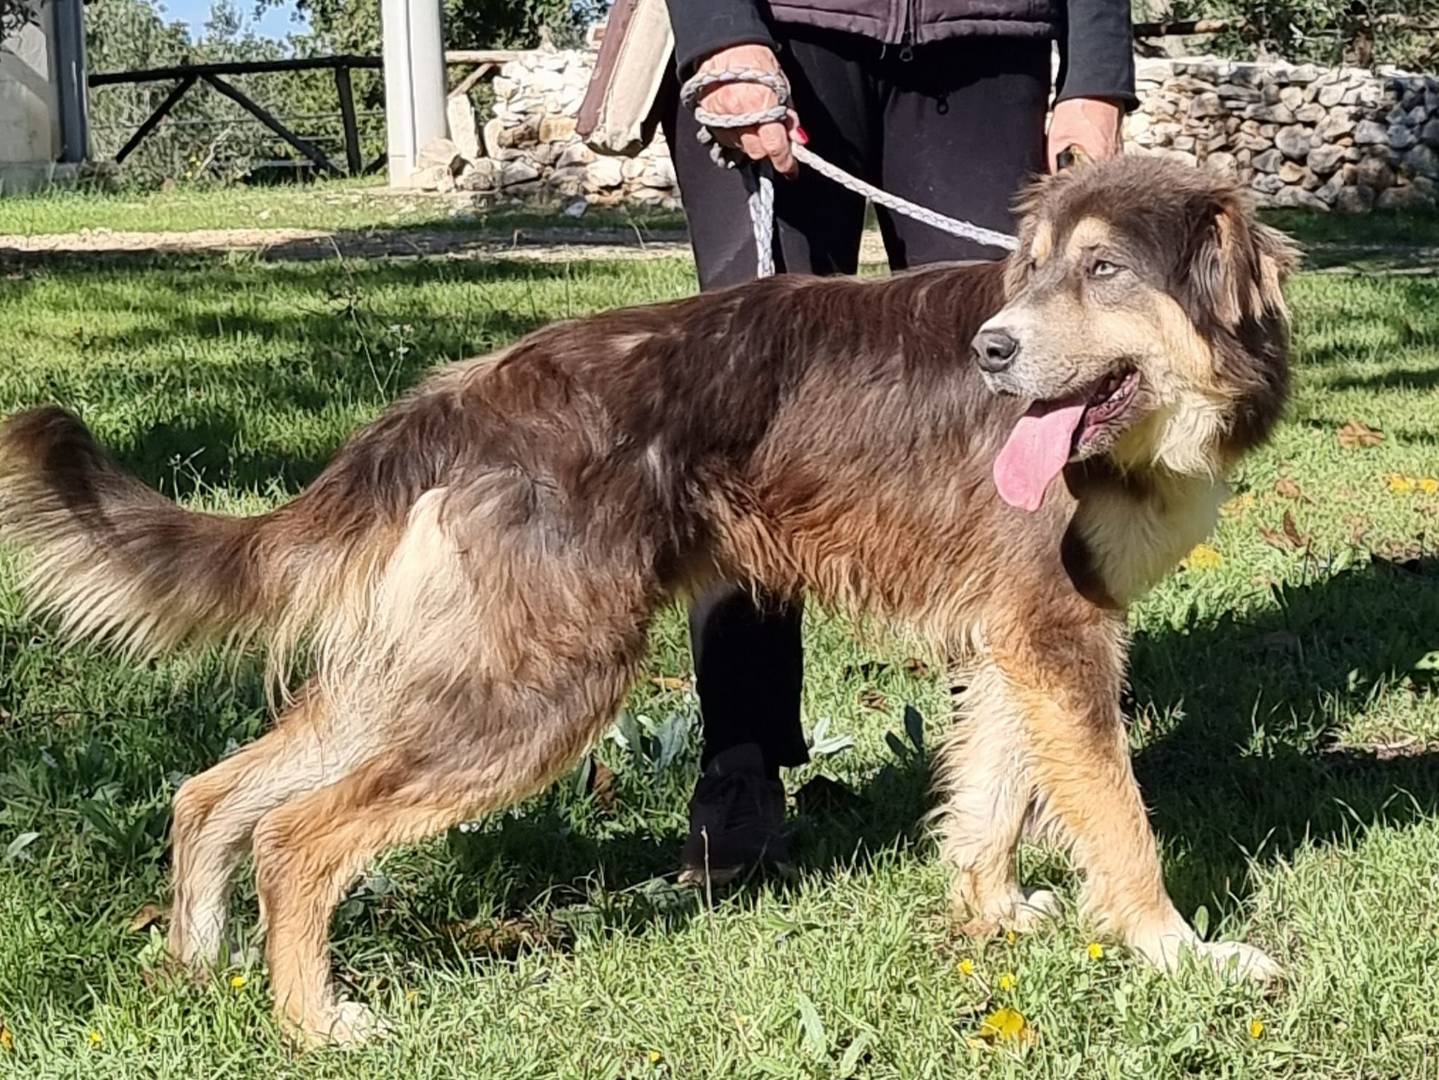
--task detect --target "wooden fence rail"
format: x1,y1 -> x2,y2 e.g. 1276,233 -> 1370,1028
89,51 -> 517,176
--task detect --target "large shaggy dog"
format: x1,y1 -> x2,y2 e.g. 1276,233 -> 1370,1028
0,156 -> 1296,1045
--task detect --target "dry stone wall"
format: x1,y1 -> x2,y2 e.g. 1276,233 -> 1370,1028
431,45 -> 1439,214
1129,57 -> 1439,212
431,46 -> 679,212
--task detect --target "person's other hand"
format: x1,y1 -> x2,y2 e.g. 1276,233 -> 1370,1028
1047,97 -> 1123,172
695,44 -> 798,177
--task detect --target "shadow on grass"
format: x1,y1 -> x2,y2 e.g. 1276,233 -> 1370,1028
1133,555 -> 1439,916
0,216 -> 689,271
1326,365 -> 1439,392
425,556 -> 1439,956
2,561 -> 1434,986
2,256 -> 605,496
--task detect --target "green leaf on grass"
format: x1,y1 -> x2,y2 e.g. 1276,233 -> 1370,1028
797,991 -> 827,1058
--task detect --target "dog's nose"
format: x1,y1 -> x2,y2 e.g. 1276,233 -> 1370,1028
974,329 -> 1020,373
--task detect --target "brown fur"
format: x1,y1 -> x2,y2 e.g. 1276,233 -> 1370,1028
0,156 -> 1298,1045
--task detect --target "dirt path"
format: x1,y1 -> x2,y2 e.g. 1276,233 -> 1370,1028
0,225 -> 890,265
1,225 -> 1432,274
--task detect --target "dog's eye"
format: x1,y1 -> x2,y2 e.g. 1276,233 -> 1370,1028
1089,260 -> 1122,279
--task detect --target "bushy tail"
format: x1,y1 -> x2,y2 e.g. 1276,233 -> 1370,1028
0,406 -> 413,673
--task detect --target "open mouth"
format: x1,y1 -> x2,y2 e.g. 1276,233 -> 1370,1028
1075,367 -> 1141,449
992,367 -> 1143,512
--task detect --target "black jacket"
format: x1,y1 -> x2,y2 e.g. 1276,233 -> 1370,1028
664,0 -> 1136,107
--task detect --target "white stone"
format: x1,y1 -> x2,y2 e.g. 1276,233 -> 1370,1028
1316,109 -> 1356,139
456,158 -> 499,191
416,136 -> 465,175
1204,151 -> 1238,175
1189,92 -> 1225,118
1252,148 -> 1284,173
1278,160 -> 1306,183
555,141 -> 594,167
500,159 -> 540,187
1275,126 -> 1312,161
1308,144 -> 1345,175
447,95 -> 482,161
585,156 -> 624,189
1271,186 -> 1327,210
1354,119 -> 1388,144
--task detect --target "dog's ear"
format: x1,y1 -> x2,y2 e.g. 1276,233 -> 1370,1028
1186,189 -> 1301,329
1002,176 -> 1056,298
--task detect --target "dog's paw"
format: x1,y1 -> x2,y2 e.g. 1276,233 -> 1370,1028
1134,931 -> 1280,985
1192,940 -> 1282,985
953,886 -> 1061,938
166,911 -> 227,979
1010,887 -> 1062,932
328,1001 -> 391,1046
296,1001 -> 391,1049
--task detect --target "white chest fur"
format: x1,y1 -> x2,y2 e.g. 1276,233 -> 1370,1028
1073,472 -> 1229,607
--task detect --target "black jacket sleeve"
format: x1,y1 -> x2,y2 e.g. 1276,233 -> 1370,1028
1054,0 -> 1137,108
663,0 -> 776,77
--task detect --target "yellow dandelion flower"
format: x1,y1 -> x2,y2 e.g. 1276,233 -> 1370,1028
959,958 -> 976,976
1387,474 -> 1416,494
0,1027 -> 13,1052
229,975 -> 247,991
1087,942 -> 1105,960
1004,930 -> 1017,946
977,1006 -> 1028,1043
87,1030 -> 102,1046
1419,477 -> 1439,495
648,1049 -> 664,1065
1186,543 -> 1223,570
1249,1018 -> 1265,1040
997,972 -> 1017,992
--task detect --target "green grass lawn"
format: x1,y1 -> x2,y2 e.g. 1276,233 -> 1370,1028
0,178 -> 686,237
0,240 -> 1436,1078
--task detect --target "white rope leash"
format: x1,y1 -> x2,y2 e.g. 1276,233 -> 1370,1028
679,67 -> 1018,279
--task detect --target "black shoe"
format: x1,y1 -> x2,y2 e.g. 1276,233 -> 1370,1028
677,743 -> 789,887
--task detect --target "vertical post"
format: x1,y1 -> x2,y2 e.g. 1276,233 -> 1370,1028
334,64 -> 364,176
51,0 -> 91,163
380,0 -> 448,186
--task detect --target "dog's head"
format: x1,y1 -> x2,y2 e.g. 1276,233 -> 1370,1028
974,155 -> 1298,511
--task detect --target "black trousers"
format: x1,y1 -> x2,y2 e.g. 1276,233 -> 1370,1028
660,29 -> 1051,775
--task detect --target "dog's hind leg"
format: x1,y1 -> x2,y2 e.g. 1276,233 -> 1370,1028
250,632 -> 648,1046
168,685 -> 371,972
980,608 -> 1279,983
934,661 -> 1059,937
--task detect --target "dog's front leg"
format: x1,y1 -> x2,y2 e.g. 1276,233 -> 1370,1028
954,610 -> 1278,983
935,659 -> 1060,937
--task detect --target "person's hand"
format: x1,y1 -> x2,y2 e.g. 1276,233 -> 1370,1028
694,44 -> 798,177
1046,97 -> 1124,172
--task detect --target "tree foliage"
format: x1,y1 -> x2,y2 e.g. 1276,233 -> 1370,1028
1169,0 -> 1439,69
286,0 -> 603,56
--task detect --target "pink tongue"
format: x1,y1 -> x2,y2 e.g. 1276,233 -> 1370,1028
993,402 -> 1087,512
